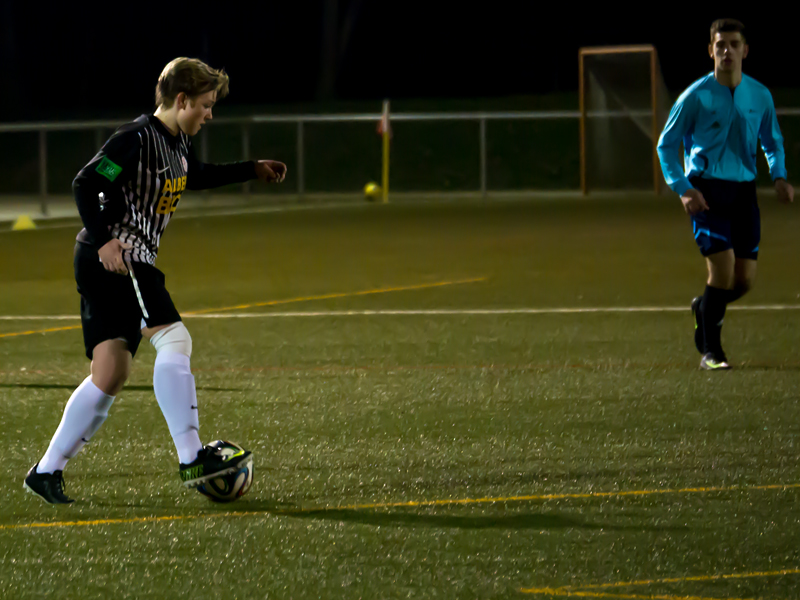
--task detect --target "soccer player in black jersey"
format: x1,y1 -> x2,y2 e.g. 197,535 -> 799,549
24,58 -> 287,503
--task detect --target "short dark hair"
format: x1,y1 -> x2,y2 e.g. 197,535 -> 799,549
710,19 -> 746,43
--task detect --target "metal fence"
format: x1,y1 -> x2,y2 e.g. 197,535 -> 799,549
1,108 -> 798,214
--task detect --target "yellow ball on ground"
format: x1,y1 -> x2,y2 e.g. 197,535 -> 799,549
364,182 -> 382,201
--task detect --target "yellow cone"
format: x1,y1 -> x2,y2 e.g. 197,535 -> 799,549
12,215 -> 36,231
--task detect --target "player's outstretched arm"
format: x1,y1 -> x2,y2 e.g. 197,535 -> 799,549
254,160 -> 287,183
186,142 -> 286,190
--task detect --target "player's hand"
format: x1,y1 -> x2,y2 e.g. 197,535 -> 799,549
98,239 -> 133,275
775,178 -> 794,205
254,160 -> 287,183
681,188 -> 709,215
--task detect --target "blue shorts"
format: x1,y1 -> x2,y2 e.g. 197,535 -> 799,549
688,177 -> 760,260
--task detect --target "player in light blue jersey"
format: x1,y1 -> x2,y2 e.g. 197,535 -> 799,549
657,19 -> 794,370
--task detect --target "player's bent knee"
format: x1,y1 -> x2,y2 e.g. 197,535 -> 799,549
91,369 -> 129,396
707,274 -> 735,290
736,278 -> 755,296
705,251 -> 736,289
707,267 -> 735,290
149,322 -> 192,358
91,363 -> 130,395
91,341 -> 132,395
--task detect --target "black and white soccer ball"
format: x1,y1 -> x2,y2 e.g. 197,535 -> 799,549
196,440 -> 254,503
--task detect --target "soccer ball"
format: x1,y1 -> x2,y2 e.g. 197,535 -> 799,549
364,181 -> 381,201
196,440 -> 254,503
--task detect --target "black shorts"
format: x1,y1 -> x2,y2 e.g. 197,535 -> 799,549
688,177 -> 760,260
74,243 -> 181,359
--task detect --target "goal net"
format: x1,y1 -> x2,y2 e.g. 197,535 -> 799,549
579,45 -> 672,194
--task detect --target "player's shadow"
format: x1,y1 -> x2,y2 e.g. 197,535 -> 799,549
0,383 -> 240,392
256,506 -> 687,532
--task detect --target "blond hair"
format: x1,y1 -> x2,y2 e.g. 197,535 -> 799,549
155,58 -> 230,108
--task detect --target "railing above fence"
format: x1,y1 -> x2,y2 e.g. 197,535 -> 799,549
3,106 -> 799,134
2,107 -> 799,214
0,111 -> 581,133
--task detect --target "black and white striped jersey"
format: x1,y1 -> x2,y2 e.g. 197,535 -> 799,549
73,114 -> 255,265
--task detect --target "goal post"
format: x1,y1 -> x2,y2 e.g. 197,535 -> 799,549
579,45 -> 672,195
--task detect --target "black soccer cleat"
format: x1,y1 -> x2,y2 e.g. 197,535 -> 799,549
691,296 -> 704,354
23,463 -> 75,504
179,444 -> 253,488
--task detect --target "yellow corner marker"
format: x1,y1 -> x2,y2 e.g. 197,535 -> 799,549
12,215 -> 36,231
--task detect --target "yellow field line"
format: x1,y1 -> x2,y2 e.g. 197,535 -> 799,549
0,511 -> 259,531
283,482 -> 800,513
563,568 -> 800,591
0,277 -> 487,338
183,277 -> 488,315
520,568 -> 800,598
520,588 -> 753,600
3,481 -> 799,532
0,325 -> 82,339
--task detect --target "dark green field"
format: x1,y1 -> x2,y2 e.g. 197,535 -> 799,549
1,195 -> 799,599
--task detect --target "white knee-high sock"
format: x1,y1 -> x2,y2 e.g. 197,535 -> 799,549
153,352 -> 202,464
37,376 -> 115,474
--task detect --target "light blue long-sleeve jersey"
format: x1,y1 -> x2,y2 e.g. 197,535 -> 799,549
657,72 -> 786,196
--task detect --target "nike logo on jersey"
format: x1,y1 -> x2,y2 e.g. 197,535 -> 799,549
190,405 -> 198,410
157,166 -> 170,174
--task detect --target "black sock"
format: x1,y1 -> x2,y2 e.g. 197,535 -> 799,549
701,285 -> 729,355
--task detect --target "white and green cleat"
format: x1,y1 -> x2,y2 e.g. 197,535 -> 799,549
700,352 -> 731,371
179,441 -> 252,488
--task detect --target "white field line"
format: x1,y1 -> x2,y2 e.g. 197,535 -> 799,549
2,304 -> 800,320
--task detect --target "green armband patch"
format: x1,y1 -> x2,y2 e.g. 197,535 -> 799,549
95,156 -> 123,182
